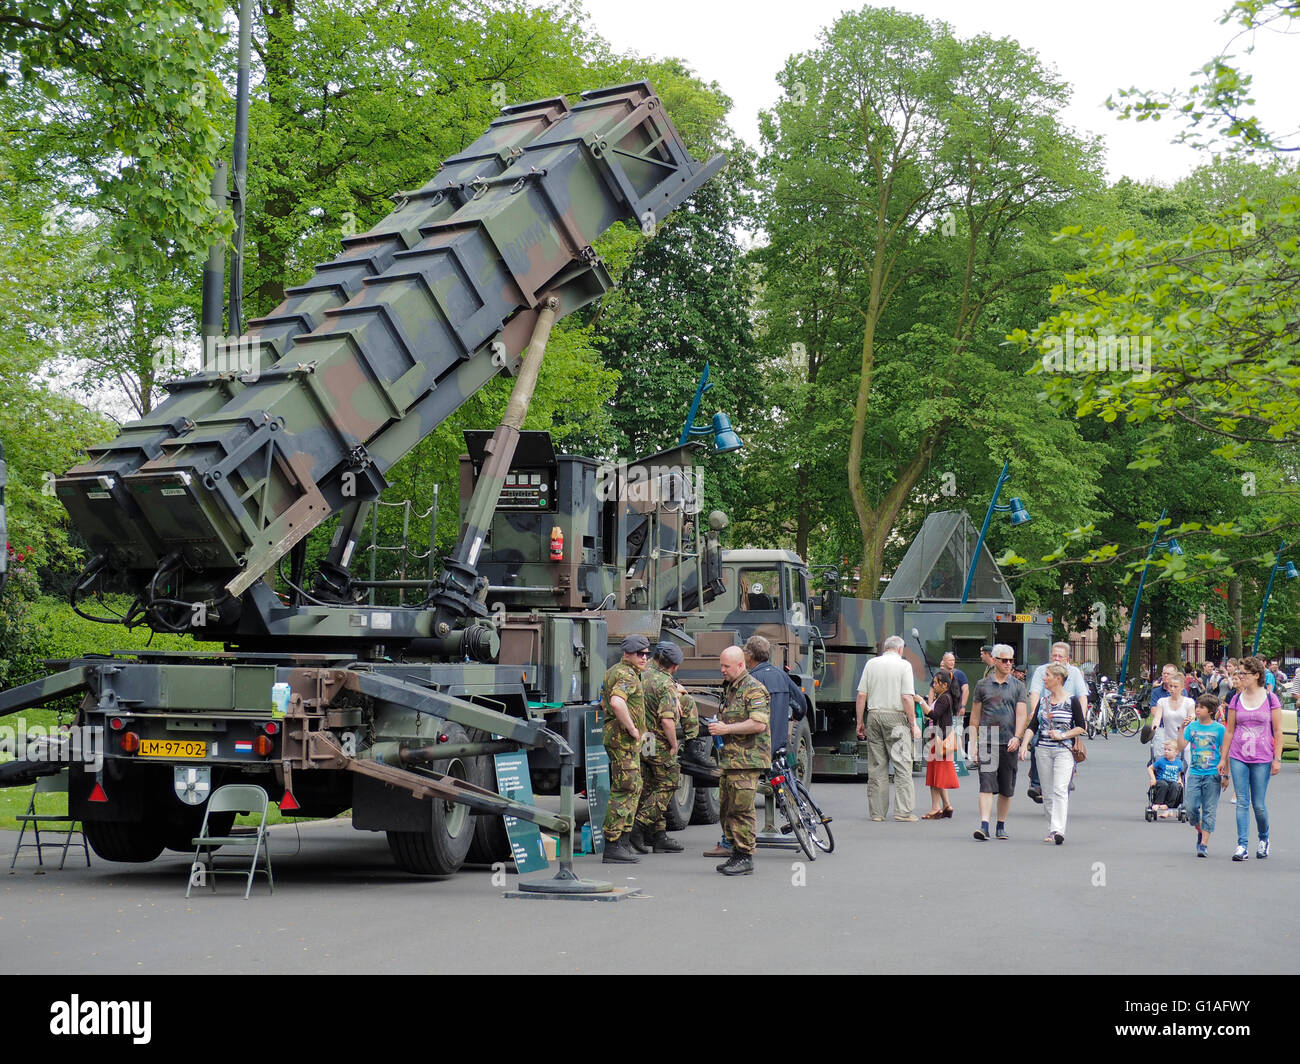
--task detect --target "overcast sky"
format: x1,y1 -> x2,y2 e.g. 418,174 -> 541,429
568,0 -> 1295,185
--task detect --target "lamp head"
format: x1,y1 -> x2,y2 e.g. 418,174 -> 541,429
1008,498 -> 1031,526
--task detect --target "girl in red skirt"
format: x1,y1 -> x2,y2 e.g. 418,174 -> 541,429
920,668 -> 959,818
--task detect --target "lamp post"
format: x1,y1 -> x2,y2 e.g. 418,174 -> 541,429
679,363 -> 743,453
960,461 -> 1030,605
1118,511 -> 1183,685
1251,541 -> 1299,656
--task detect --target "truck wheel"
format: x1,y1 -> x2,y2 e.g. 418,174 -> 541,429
466,730 -> 511,864
165,811 -> 235,853
83,820 -> 166,863
387,724 -> 481,876
666,770 -> 694,831
690,781 -> 720,825
790,717 -> 814,785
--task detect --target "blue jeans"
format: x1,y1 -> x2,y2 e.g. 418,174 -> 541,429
1184,774 -> 1221,834
1229,759 -> 1271,848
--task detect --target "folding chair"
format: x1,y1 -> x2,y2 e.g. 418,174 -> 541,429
9,770 -> 90,872
186,784 -> 274,899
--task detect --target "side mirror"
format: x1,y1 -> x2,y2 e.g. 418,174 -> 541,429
821,585 -> 840,622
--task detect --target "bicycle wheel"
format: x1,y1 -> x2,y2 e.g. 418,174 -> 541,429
777,782 -> 816,860
792,778 -> 834,853
1118,706 -> 1141,737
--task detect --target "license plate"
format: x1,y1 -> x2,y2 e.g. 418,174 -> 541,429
139,739 -> 207,759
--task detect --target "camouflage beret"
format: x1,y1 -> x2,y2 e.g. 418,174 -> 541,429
621,633 -> 650,653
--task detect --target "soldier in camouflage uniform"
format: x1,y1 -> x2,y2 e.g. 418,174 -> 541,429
708,645 -> 771,875
631,642 -> 686,854
601,633 -> 650,864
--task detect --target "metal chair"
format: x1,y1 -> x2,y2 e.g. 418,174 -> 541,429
186,784 -> 274,899
9,770 -> 90,872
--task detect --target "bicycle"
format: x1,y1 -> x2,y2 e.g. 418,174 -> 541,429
1085,684 -> 1112,739
768,747 -> 834,859
1113,698 -> 1143,736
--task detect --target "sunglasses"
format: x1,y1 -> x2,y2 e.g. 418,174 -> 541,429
633,650 -> 649,657
996,657 -> 1014,663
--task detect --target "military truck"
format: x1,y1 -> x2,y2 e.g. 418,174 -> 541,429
0,83 -> 735,879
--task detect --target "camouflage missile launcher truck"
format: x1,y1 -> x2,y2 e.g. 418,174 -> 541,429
0,83 -> 730,878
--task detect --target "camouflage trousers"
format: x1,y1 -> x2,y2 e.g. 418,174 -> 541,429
719,769 -> 761,856
634,758 -> 678,833
602,745 -> 642,842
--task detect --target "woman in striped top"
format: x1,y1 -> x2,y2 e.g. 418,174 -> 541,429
1018,662 -> 1086,844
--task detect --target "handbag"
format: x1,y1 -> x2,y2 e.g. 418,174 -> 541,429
1069,695 -> 1087,762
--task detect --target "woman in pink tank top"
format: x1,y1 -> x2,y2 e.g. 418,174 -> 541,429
1218,657 -> 1282,861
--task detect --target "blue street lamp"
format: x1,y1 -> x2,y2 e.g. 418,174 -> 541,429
960,461 -> 1031,605
679,363 -> 743,453
1119,511 -> 1184,685
1251,541 -> 1299,656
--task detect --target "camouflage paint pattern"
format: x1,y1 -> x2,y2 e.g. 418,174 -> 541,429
717,669 -> 770,771
633,659 -> 680,832
56,83 -> 724,611
719,770 -> 761,855
599,658 -> 644,840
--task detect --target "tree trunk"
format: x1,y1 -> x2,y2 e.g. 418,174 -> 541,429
1097,628 -> 1116,677
1228,578 -> 1243,658
855,439 -> 937,591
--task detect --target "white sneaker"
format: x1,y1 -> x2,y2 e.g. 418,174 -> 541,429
1257,838 -> 1270,859
1232,845 -> 1249,862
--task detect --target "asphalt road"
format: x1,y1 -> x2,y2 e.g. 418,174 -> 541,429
2,735 -> 1296,974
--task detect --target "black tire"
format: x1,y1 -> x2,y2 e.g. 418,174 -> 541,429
779,783 -> 816,860
165,810 -> 235,853
84,819 -> 166,863
1119,707 -> 1141,737
387,723 -> 481,876
691,779 -> 720,825
465,729 -> 511,865
792,778 -> 834,853
666,769 -> 694,831
789,716 -> 814,785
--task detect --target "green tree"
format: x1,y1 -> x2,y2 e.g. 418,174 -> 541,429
755,7 -> 1105,586
0,0 -> 230,265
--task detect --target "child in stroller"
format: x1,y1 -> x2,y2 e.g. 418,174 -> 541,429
1146,739 -> 1187,821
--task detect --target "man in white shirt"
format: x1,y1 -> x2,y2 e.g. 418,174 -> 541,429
855,635 -> 921,821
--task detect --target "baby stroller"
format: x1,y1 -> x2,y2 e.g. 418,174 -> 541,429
1145,767 -> 1188,823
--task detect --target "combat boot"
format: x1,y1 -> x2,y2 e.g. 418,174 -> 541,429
627,827 -> 652,854
602,837 -> 640,864
651,830 -> 684,853
716,853 -> 754,876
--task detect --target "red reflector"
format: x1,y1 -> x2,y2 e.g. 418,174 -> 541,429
109,717 -> 124,731
253,734 -> 273,757
120,731 -> 140,754
279,791 -> 300,811
89,783 -> 108,803
771,775 -> 785,786
437,733 -> 449,743
262,721 -> 279,736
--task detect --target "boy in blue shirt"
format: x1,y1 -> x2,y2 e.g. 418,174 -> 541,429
1178,694 -> 1228,858
1146,740 -> 1185,818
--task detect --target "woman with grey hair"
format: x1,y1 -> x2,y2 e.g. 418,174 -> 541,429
1017,662 -> 1086,844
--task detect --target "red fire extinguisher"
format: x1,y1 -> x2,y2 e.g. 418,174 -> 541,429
550,525 -> 564,561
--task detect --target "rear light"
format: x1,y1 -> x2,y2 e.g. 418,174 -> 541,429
770,774 -> 786,786
120,731 -> 140,754
109,717 -> 125,731
262,721 -> 279,736
253,734 -> 273,757
438,733 -> 449,743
